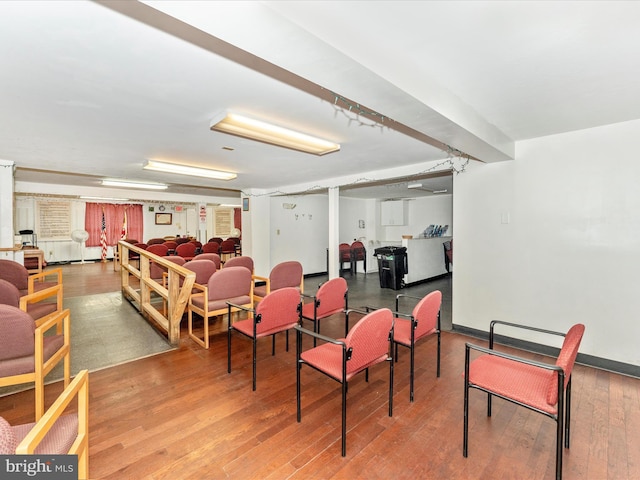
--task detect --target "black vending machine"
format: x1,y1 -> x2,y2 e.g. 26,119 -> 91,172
374,246 -> 408,290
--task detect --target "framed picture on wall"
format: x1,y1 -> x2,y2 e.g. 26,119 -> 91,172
155,213 -> 172,225
242,198 -> 249,211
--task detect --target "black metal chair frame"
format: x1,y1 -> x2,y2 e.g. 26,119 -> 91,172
300,283 -> 349,347
227,300 -> 302,391
295,308 -> 394,457
463,321 -> 573,480
394,293 -> 441,402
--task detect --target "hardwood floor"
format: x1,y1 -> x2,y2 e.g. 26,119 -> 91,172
1,262 -> 638,479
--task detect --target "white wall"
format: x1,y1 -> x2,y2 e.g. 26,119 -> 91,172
268,194 -> 329,276
454,119 -> 640,366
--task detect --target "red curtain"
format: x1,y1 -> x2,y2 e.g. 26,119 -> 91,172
85,203 -> 143,247
234,208 -> 241,236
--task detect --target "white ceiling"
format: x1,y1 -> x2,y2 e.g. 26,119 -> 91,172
2,1 -> 639,201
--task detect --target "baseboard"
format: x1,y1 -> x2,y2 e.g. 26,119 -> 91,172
452,323 -> 640,379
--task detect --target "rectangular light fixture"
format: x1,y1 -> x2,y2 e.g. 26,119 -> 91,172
80,196 -> 130,201
407,183 -> 423,189
143,159 -> 237,181
210,112 -> 340,155
101,179 -> 168,190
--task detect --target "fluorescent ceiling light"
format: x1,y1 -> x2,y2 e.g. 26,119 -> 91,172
143,159 -> 237,181
101,179 -> 168,190
219,204 -> 240,207
80,196 -> 129,201
210,112 -> 340,156
407,183 -> 423,189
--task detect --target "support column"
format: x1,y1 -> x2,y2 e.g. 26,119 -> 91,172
0,160 -> 22,262
328,186 -> 340,279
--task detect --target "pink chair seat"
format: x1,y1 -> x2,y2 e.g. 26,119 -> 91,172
10,414 -> 79,454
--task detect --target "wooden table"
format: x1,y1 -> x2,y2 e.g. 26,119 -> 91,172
23,249 -> 44,275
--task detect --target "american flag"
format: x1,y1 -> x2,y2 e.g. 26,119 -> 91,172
100,209 -> 107,261
121,209 -> 128,239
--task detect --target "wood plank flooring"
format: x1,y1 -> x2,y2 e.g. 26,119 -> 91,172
1,262 -> 638,479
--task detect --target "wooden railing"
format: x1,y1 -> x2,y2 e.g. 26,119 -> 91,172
118,241 -> 195,346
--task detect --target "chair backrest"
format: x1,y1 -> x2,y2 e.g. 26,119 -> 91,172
344,308 -> 393,376
339,243 -> 351,262
228,237 -> 241,246
175,237 -> 191,245
546,323 -> 585,406
0,259 -> 28,292
0,304 -> 35,362
224,256 -> 254,272
201,242 -> 220,254
208,237 -> 224,244
254,287 -> 301,334
315,277 -> 347,317
150,255 -> 185,279
146,244 -> 169,256
412,290 -> 442,337
133,243 -> 148,250
269,261 -> 303,291
0,279 -> 20,308
184,259 -> 217,285
122,238 -> 139,245
206,266 -> 252,302
176,242 -> 197,258
147,238 -> 165,245
196,253 -> 221,269
351,241 -> 366,260
163,241 -> 178,251
220,239 -> 236,254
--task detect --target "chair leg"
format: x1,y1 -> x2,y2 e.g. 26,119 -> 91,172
436,330 -> 441,378
227,323 -> 232,374
341,379 -> 347,457
272,334 -> 276,356
409,343 -> 415,402
296,329 -> 302,423
388,355 -> 394,417
565,377 -> 572,448
463,345 -> 470,457
253,336 -> 257,391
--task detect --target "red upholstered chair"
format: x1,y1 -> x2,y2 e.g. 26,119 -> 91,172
301,277 -> 348,347
0,259 -> 62,297
393,290 -> 442,401
175,242 -> 197,261
350,241 -> 367,274
163,240 -> 178,254
252,260 -> 303,304
224,255 -> 254,273
147,237 -> 165,245
227,287 -> 302,390
0,279 -> 60,326
339,243 -> 352,274
463,322 -> 586,480
208,237 -> 224,245
0,305 -> 71,421
195,253 -> 221,270
219,239 -> 237,263
0,369 -> 89,479
146,243 -> 169,257
184,259 -> 217,287
201,242 -> 220,254
151,255 -> 185,281
175,237 -> 190,245
188,266 -> 253,349
443,239 -> 453,273
296,308 -> 395,456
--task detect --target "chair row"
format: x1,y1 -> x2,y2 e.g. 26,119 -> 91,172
338,241 -> 367,274
225,279 -> 585,479
224,273 -> 442,456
